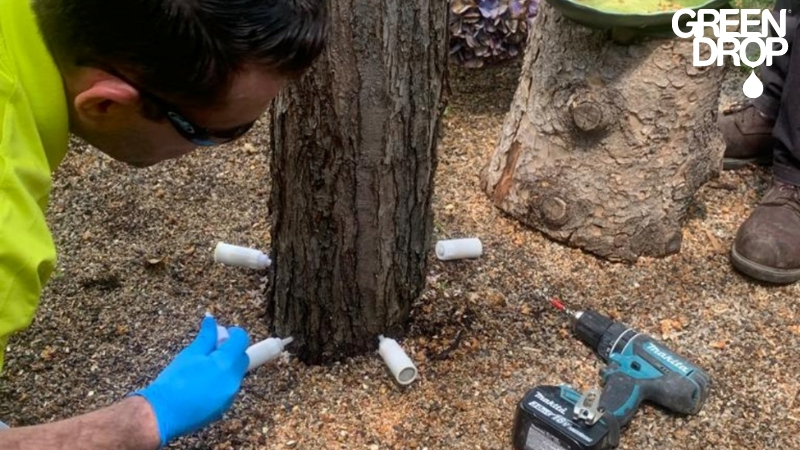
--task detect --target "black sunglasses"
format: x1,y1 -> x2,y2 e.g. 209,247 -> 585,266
103,67 -> 257,146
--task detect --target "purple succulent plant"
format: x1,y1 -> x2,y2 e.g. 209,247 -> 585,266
479,0 -> 509,19
450,0 -> 539,68
508,0 -> 524,16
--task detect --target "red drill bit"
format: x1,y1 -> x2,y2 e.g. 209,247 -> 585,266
550,297 -> 577,318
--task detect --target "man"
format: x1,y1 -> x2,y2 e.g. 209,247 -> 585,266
719,0 -> 800,284
0,0 -> 326,447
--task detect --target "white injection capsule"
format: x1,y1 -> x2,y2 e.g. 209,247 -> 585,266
216,325 -> 230,347
435,238 -> 483,261
246,337 -> 294,371
214,242 -> 271,270
204,312 -> 230,347
378,335 -> 418,385
203,313 -> 292,370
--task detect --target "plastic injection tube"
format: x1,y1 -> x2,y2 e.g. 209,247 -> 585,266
245,337 -> 294,372
378,335 -> 418,385
205,312 -> 231,347
435,238 -> 483,261
214,242 -> 271,269
216,325 -> 229,347
205,313 -> 291,371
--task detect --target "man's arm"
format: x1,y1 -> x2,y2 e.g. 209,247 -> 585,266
1,397 -> 159,450
0,315 -> 250,450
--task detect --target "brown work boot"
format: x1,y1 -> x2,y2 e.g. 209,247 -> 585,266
719,103 -> 775,170
731,180 -> 800,284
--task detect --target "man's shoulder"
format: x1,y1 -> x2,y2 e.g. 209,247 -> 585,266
0,0 -> 69,170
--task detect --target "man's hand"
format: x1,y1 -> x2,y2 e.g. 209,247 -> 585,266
0,316 -> 250,450
133,316 -> 251,447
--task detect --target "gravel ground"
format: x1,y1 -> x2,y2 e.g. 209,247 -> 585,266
1,60 -> 799,450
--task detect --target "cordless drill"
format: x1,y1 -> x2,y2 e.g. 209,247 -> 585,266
512,302 -> 711,450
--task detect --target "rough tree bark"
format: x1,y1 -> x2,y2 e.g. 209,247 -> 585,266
480,2 -> 727,263
266,1 -> 448,364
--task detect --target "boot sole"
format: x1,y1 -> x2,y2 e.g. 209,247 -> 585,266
723,156 -> 772,171
730,243 -> 800,284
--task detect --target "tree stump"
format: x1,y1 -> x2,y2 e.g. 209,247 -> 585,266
266,0 -> 448,364
480,1 -> 727,263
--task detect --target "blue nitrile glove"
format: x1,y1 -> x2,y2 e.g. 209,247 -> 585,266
132,316 -> 250,447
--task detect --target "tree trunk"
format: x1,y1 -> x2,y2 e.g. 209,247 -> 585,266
266,0 -> 448,364
480,2 -> 727,263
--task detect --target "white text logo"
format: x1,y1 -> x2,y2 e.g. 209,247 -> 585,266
672,9 -> 789,98
534,392 -> 568,415
645,342 -> 692,375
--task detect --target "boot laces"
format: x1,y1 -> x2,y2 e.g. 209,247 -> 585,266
722,102 -> 775,123
722,101 -> 752,115
764,182 -> 800,213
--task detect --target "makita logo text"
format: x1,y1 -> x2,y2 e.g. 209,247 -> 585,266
645,342 -> 691,374
534,392 -> 568,415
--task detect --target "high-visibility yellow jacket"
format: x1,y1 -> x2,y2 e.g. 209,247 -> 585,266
0,0 -> 70,372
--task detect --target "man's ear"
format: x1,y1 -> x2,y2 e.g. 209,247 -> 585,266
73,77 -> 140,125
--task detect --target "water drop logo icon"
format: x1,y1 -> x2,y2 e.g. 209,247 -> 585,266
743,71 -> 764,99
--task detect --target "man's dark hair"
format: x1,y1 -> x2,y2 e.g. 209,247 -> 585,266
32,0 -> 328,104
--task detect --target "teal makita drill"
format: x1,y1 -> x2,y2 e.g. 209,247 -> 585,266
512,299 -> 711,450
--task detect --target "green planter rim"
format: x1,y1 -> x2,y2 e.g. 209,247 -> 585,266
544,0 -> 732,29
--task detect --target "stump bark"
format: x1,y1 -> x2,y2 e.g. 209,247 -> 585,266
266,0 -> 448,364
480,2 -> 727,263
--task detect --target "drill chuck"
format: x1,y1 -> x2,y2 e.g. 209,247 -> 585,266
573,310 -> 641,362
572,310 -> 613,352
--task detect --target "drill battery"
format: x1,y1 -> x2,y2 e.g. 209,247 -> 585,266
512,385 -> 617,450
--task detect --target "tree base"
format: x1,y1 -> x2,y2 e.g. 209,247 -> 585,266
480,1 -> 727,263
